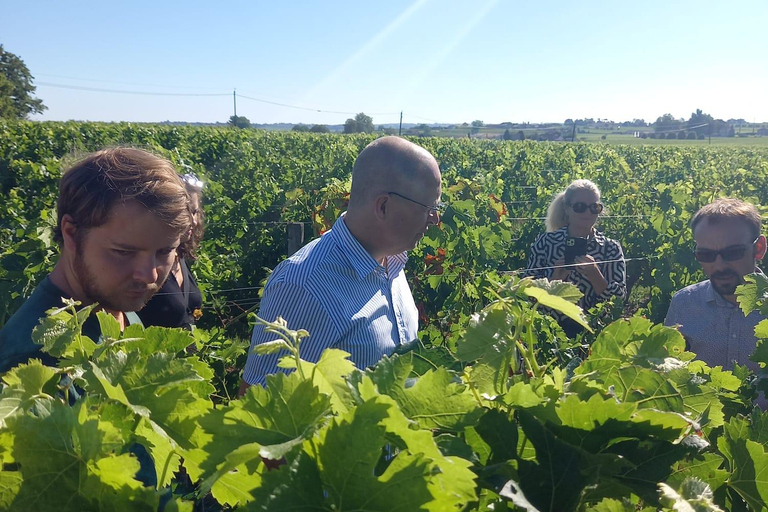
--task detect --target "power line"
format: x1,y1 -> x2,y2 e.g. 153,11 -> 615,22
37,82 -> 229,97
236,92 -> 398,116
36,73 -> 224,91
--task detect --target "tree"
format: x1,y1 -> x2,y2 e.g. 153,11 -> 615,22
309,124 -> 330,133
228,115 -> 250,128
0,45 -> 46,119
654,113 -> 681,133
687,109 -> 713,136
471,120 -> 484,127
343,112 -> 374,134
291,124 -> 309,132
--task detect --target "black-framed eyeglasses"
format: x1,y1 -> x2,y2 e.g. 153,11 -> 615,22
693,237 -> 759,263
387,191 -> 446,215
181,173 -> 204,190
570,202 -> 603,214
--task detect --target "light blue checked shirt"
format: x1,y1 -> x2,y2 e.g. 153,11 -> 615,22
243,215 -> 419,386
665,279 -> 763,373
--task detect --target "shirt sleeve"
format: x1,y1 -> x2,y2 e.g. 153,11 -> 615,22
664,294 -> 680,327
596,239 -> 627,301
522,234 -> 553,279
242,280 -> 340,386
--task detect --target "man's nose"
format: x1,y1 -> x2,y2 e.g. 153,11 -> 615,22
710,254 -> 730,269
133,256 -> 159,284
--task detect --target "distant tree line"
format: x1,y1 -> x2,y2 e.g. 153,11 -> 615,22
291,124 -> 330,133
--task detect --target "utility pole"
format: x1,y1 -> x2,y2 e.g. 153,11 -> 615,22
571,122 -> 576,142
399,111 -> 403,136
233,89 -> 237,120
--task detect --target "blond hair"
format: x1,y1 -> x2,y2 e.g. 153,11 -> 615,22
545,179 -> 601,232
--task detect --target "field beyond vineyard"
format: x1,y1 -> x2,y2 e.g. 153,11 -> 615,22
1,121 -> 768,511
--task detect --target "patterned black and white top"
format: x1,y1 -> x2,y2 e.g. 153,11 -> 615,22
523,226 -> 627,310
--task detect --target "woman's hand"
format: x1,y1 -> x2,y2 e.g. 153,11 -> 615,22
551,258 -> 570,281
574,255 -> 608,295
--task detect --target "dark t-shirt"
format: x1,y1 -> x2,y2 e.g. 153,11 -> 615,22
138,259 -> 202,330
0,276 -> 141,373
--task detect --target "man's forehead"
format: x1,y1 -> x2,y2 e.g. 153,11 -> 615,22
694,217 -> 754,244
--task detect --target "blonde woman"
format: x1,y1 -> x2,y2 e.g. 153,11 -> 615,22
524,179 -> 626,334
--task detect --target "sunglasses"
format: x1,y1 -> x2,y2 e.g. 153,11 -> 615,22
181,173 -> 204,190
693,237 -> 758,263
570,202 -> 603,214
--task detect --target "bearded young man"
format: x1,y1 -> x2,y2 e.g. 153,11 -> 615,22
665,198 -> 767,373
0,147 -> 192,372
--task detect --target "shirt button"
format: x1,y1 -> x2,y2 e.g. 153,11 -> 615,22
731,334 -> 737,339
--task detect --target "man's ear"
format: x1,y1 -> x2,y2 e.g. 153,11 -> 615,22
755,234 -> 767,260
60,214 -> 79,252
373,194 -> 389,221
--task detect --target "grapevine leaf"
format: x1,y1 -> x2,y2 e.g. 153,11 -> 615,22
751,335 -> 768,366
501,381 -> 549,409
250,450 -> 326,511
515,409 -> 626,512
578,318 -> 688,375
280,347 -> 356,414
719,418 -> 768,511
6,398 -> 158,511
86,349 -> 214,478
584,498 -> 649,511
0,360 -> 59,426
347,378 -> 478,510
199,371 -> 329,462
456,304 -> 514,366
31,306 -> 98,361
666,453 -> 729,494
368,354 -> 482,432
736,273 -> 768,317
521,284 -> 590,330
606,366 -> 685,411
472,409 -> 519,465
96,310 -> 121,341
118,324 -> 196,357
0,468 -> 22,509
133,417 -> 182,488
311,396 -> 475,512
197,442 -> 264,507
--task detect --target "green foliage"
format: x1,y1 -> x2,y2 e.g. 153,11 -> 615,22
343,112 -> 374,134
3,123 -> 768,509
0,45 -> 46,119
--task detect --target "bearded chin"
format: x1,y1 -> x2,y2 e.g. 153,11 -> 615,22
711,281 -> 737,297
72,250 -> 117,310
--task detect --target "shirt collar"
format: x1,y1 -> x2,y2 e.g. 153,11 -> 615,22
328,214 -> 408,280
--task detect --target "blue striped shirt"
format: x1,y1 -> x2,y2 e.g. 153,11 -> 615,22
243,215 -> 419,386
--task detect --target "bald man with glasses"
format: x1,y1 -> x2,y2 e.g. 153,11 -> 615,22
665,198 -> 767,376
241,136 -> 442,390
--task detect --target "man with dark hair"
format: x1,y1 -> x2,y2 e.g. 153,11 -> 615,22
241,136 -> 443,389
665,198 -> 766,373
0,147 -> 192,372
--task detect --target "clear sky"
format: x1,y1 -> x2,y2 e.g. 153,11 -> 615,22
2,1 -> 767,126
